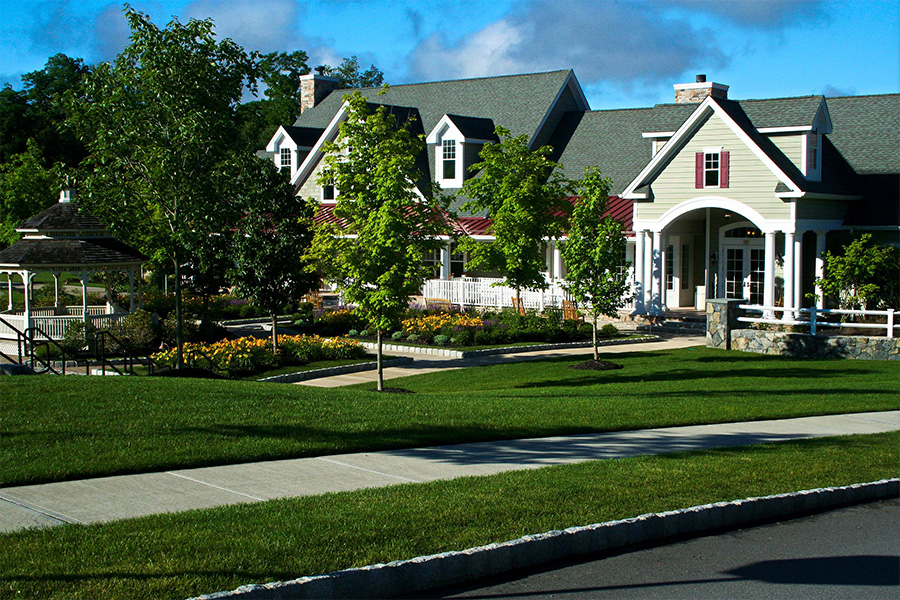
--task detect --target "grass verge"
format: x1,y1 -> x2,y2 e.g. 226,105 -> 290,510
2,347 -> 898,486
0,432 -> 896,600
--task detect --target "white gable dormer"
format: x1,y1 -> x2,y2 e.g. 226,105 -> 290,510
426,114 -> 498,189
802,99 -> 832,182
266,126 -> 299,176
427,115 -> 466,188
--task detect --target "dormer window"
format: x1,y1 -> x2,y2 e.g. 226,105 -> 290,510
695,149 -> 729,189
804,129 -> 821,180
442,140 -> 457,179
280,147 -> 292,171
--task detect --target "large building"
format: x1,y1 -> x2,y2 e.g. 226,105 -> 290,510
261,69 -> 899,315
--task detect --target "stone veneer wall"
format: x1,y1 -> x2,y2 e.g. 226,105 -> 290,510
732,329 -> 900,361
706,297 -> 899,360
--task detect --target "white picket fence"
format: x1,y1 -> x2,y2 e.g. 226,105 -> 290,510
421,277 -> 635,311
0,308 -> 128,341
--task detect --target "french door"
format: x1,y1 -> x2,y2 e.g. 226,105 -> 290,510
723,245 -> 764,304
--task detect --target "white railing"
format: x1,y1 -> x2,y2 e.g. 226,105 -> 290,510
5,305 -> 110,317
738,305 -> 897,339
422,277 -> 635,312
1,312 -> 129,340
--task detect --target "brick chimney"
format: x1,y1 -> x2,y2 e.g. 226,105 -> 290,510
674,74 -> 729,104
299,66 -> 340,113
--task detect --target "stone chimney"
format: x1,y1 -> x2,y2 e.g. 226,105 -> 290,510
674,74 -> 729,104
299,67 -> 340,113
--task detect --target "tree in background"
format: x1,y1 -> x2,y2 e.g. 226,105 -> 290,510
816,234 -> 900,311
458,126 -> 574,309
560,168 -> 631,360
308,91 -> 448,391
228,155 -> 318,353
0,54 -> 90,166
324,56 -> 384,89
0,140 -> 63,247
70,7 -> 257,368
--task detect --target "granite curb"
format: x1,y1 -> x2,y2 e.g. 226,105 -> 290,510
256,357 -> 415,383
191,478 -> 899,600
355,335 -> 659,359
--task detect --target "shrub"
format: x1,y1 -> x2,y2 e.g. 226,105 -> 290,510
600,323 -> 619,337
407,333 -> 421,343
359,330 -> 369,337
391,330 -> 404,341
161,312 -> 199,346
433,334 -> 450,346
348,329 -> 359,337
111,309 -> 159,354
60,321 -> 95,357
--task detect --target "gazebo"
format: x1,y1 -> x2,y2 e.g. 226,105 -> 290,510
0,188 -> 147,348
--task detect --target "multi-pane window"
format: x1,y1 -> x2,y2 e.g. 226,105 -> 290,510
322,168 -> 336,201
665,244 -> 675,291
704,152 -> 720,187
681,244 -> 690,290
442,139 -> 456,180
280,147 -> 292,171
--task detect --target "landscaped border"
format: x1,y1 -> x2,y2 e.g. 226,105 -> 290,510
256,357 -> 414,383
194,478 -> 899,600
355,335 -> 660,359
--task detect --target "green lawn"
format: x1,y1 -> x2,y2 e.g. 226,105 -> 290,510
2,347 -> 897,486
1,432 -> 896,600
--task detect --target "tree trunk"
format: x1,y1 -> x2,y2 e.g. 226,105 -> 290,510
592,310 -> 599,361
376,328 -> 384,392
174,256 -> 184,369
271,312 -> 278,354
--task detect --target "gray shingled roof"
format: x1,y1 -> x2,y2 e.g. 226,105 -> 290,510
294,70 -> 575,141
0,238 -> 146,269
823,94 -> 900,175
17,201 -> 107,232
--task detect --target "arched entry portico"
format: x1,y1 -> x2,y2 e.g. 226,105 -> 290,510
632,196 -> 830,318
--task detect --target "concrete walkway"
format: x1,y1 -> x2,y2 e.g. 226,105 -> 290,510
1,410 -> 896,534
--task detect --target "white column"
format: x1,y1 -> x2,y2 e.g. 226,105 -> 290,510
764,231 -> 776,317
128,269 -> 136,313
80,270 -> 89,323
53,272 -> 60,308
643,230 -> 653,312
23,271 -> 32,331
6,275 -> 12,311
783,231 -> 795,320
793,232 -> 804,309
814,231 -> 827,309
440,243 -> 451,280
633,231 -> 645,313
552,241 -> 563,281
651,230 -> 663,315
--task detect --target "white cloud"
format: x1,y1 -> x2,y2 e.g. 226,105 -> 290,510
184,0 -> 301,53
407,0 -> 727,85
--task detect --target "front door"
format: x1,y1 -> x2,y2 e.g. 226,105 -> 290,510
723,245 -> 764,304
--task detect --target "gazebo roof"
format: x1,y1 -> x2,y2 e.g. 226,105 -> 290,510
0,237 -> 147,270
0,191 -> 147,272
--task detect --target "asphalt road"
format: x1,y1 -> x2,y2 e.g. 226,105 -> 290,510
416,498 -> 900,600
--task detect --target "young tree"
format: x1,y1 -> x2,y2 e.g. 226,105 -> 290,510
459,126 -> 574,308
816,234 -> 900,310
228,155 -> 318,352
308,91 -> 448,391
70,7 -> 257,368
560,168 -> 631,360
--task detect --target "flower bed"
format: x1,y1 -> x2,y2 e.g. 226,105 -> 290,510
151,335 -> 366,376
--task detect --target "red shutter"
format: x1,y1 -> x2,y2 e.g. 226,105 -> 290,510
720,151 -> 730,188
695,152 -> 704,188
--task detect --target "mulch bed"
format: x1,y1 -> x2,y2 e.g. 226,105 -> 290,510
571,359 -> 623,371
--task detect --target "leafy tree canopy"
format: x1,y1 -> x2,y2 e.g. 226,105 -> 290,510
0,139 -> 63,247
226,154 -> 318,352
324,56 -> 384,89
308,91 -> 448,389
817,234 -> 900,310
560,168 -> 631,359
458,126 -> 574,300
0,53 -> 90,166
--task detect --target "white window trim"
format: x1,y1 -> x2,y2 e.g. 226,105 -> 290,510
320,166 -> 337,202
702,146 -> 723,189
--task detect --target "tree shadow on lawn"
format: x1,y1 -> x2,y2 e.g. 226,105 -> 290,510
513,365 -> 879,390
502,387 -> 896,401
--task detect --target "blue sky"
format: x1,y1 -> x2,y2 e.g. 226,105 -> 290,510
1,0 -> 897,109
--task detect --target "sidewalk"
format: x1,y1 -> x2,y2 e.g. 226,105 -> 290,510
1,410 -> 896,534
